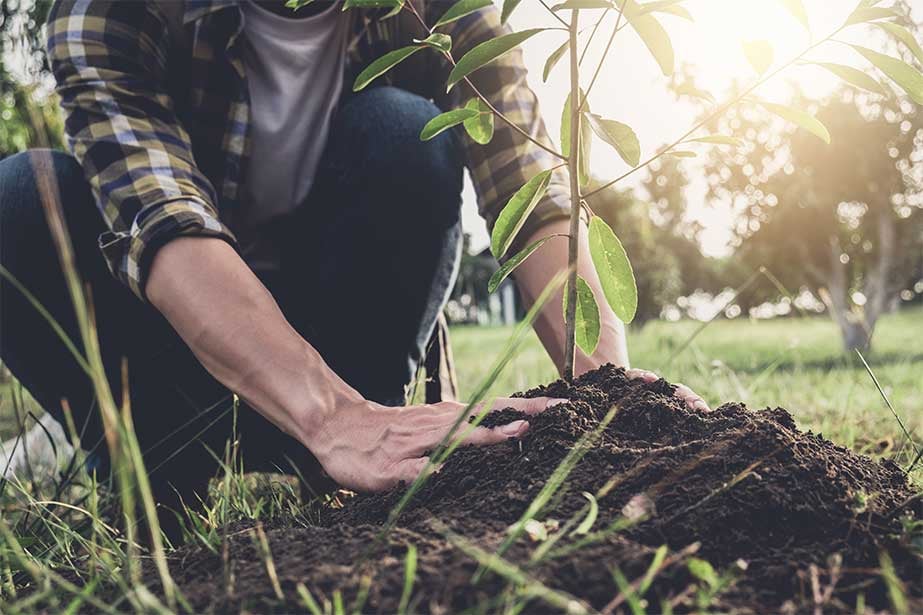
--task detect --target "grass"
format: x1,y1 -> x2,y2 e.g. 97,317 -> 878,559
450,307 -> 923,465
1,301 -> 920,612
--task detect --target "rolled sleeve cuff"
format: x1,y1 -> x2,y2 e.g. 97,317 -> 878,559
98,197 -> 237,302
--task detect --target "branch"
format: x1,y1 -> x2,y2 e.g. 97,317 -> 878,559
584,23 -> 846,199
404,0 -> 566,161
538,0 -> 571,29
577,1 -> 625,113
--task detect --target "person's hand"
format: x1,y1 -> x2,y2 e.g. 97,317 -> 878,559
625,368 -> 711,412
306,396 -> 565,492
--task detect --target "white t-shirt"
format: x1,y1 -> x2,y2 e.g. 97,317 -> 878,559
239,1 -> 348,268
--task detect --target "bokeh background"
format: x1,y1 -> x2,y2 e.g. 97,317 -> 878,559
1,0 -> 921,468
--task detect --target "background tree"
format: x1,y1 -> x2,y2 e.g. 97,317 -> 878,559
0,0 -> 61,158
702,87 -> 923,350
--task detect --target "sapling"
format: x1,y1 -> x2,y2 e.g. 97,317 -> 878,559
294,0 -> 923,380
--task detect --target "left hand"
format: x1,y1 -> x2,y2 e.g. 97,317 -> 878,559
625,368 -> 711,412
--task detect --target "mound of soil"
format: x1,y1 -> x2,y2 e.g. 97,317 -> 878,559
159,365 -> 922,613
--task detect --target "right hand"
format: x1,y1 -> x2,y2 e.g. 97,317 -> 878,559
306,396 -> 566,492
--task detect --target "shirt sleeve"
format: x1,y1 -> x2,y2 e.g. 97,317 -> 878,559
435,3 -> 572,255
46,0 -> 237,301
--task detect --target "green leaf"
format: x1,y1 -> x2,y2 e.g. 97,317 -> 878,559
343,0 -> 403,8
573,492 -> 600,535
638,545 -> 669,595
587,114 -> 641,167
686,135 -> 742,146
588,216 -> 638,323
845,6 -> 900,26
851,44 -> 923,104
623,0 -> 675,76
552,0 -> 613,10
758,101 -> 831,144
665,150 -> 697,158
447,29 -> 546,90
779,0 -> 810,31
543,40 -> 569,82
488,236 -> 556,293
561,91 -> 592,187
353,46 -> 421,92
398,544 -> 417,615
742,40 -> 773,75
812,61 -> 888,95
687,558 -> 719,589
463,97 -> 494,145
420,108 -> 479,141
434,0 -> 492,28
638,0 -> 693,21
500,0 -> 523,24
415,33 -> 452,53
876,23 -> 923,66
285,0 -> 316,9
563,276 -> 601,355
490,169 -> 555,259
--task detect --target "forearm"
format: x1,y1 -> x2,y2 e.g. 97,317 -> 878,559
146,237 -> 361,447
513,219 -> 630,376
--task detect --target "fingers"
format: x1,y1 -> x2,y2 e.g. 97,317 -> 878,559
674,382 -> 711,412
479,396 -> 567,416
626,368 -> 659,383
626,368 -> 711,412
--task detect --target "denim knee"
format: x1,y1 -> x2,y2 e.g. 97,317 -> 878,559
331,86 -> 464,223
0,149 -> 85,227
0,149 -> 94,274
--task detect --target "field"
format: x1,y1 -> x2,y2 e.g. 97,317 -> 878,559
451,308 -> 923,468
0,309 -> 921,613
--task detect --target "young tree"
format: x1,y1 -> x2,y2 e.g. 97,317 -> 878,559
315,0 -> 923,378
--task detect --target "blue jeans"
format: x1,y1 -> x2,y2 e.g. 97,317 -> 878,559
0,87 -> 463,518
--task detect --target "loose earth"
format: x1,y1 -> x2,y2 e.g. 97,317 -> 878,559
150,365 -> 923,613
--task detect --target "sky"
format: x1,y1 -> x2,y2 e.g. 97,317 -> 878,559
460,0 -> 923,256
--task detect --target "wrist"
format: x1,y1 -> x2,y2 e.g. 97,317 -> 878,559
286,345 -> 365,454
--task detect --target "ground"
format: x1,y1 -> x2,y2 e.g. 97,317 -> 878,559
0,310 -> 920,613
451,308 -> 923,470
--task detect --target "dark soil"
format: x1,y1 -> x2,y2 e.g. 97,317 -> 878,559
152,365 -> 922,613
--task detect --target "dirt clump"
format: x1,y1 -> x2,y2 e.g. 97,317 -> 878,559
155,365 -> 922,613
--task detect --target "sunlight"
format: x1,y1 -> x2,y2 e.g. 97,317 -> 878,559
459,0 -> 892,258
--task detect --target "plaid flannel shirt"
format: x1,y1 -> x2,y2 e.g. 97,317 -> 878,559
47,0 -> 571,301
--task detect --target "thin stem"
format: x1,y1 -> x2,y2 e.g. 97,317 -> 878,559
585,24 -> 845,198
563,10 -> 582,381
578,1 -> 624,113
538,0 -> 571,29
579,7 -> 610,65
404,0 -> 565,160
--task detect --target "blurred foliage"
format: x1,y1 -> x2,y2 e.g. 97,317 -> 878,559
0,0 -> 62,158
700,85 -> 922,348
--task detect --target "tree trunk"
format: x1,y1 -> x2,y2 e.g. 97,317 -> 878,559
817,238 -> 873,352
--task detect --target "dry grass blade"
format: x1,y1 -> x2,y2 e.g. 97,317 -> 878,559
855,349 -> 920,467
252,521 -> 284,600
28,150 -> 177,606
486,401 -> 621,578
437,521 -> 591,615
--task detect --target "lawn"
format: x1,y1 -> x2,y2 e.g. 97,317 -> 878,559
3,308 -> 921,462
450,307 -> 923,467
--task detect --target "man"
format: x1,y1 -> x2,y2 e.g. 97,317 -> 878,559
0,0 -> 706,533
